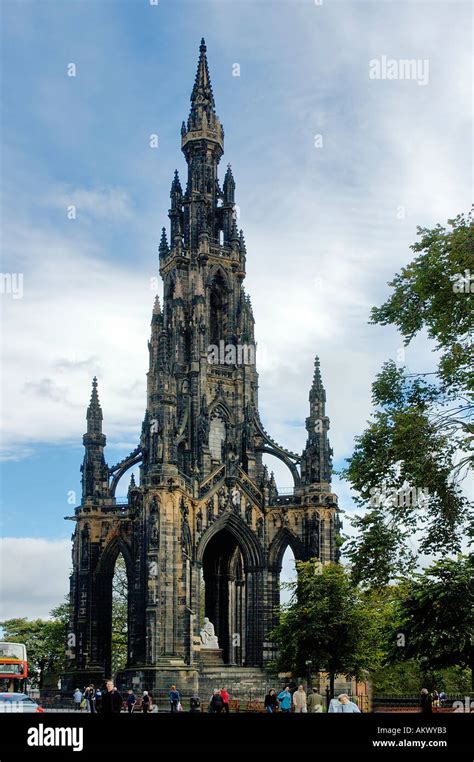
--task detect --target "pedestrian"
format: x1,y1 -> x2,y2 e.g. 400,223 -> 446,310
439,690 -> 447,707
87,684 -> 97,713
95,686 -> 102,713
293,684 -> 307,713
189,694 -> 201,713
73,688 -> 82,711
220,687 -> 229,713
169,684 -> 180,713
100,680 -> 123,713
277,686 -> 292,713
126,689 -> 137,714
307,688 -> 323,713
328,694 -> 361,713
432,689 -> 439,708
209,688 -> 224,714
264,689 -> 278,713
420,688 -> 432,714
142,690 -> 152,713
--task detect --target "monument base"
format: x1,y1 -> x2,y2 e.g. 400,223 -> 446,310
115,662 -> 199,696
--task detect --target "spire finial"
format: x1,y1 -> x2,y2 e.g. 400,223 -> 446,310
153,294 -> 161,315
310,355 -> 326,403
86,376 -> 103,433
191,38 -> 215,110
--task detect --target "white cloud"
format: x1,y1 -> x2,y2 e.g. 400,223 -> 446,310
0,538 -> 71,621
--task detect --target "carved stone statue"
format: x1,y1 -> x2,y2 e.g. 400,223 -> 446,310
206,498 -> 214,523
200,617 -> 219,649
245,501 -> 252,525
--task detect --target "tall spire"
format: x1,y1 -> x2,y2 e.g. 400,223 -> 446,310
182,39 -> 224,156
301,357 -> 332,486
310,355 -> 326,403
86,376 -> 103,435
81,376 -> 108,503
191,38 -> 215,111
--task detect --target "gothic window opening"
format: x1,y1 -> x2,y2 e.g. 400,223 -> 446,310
209,272 -> 228,346
111,553 -> 128,678
279,545 -> 296,607
209,415 -> 226,462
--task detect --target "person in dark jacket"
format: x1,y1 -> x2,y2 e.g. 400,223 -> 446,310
126,689 -> 137,713
210,689 -> 224,713
100,680 -> 123,713
169,685 -> 180,712
264,689 -> 278,713
420,688 -> 432,714
142,691 -> 152,713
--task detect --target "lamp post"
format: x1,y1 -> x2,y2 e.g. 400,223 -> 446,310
305,659 -> 313,693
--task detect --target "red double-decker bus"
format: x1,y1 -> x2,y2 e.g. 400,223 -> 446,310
0,643 -> 28,692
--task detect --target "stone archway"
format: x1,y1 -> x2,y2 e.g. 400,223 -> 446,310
201,528 -> 245,665
91,537 -> 135,679
197,515 -> 264,666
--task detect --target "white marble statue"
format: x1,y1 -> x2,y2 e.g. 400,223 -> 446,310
200,617 -> 219,649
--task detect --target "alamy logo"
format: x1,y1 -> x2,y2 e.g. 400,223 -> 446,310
27,724 -> 84,752
369,56 -> 429,86
207,341 -> 255,366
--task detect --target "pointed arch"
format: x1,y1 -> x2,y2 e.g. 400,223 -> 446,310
208,398 -> 234,423
206,264 -> 231,292
196,512 -> 263,569
268,527 -> 305,572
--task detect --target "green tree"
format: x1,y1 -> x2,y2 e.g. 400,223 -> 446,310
342,211 -> 473,586
0,600 -> 69,688
271,561 -> 384,695
386,556 -> 474,690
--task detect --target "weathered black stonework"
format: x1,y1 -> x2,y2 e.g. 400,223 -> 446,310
63,40 -> 340,695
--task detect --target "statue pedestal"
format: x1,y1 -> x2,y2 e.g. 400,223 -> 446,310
196,648 -> 224,667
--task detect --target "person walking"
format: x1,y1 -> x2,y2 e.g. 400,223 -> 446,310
73,688 -> 82,711
209,688 -> 224,714
328,694 -> 361,713
277,686 -> 292,713
169,684 -> 180,713
420,688 -> 432,714
142,690 -> 152,713
220,687 -> 229,713
100,680 -> 123,713
293,684 -> 307,713
307,688 -> 323,713
126,689 -> 137,714
264,689 -> 278,713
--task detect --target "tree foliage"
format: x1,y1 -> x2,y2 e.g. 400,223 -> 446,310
0,601 -> 69,688
271,561 -> 384,686
342,211 -> 473,586
385,555 -> 474,688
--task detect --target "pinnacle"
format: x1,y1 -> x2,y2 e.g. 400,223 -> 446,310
171,170 -> 182,193
153,294 -> 161,315
89,376 -> 100,408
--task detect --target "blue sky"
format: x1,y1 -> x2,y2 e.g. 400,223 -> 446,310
0,0 -> 471,617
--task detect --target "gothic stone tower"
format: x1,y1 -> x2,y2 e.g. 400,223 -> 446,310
64,40 -> 340,694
